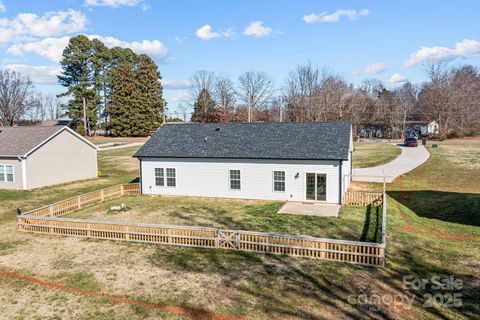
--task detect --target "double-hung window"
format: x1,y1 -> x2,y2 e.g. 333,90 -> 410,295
166,168 -> 176,187
273,171 -> 285,192
0,165 -> 14,182
229,170 -> 241,190
155,168 -> 164,186
155,168 -> 176,187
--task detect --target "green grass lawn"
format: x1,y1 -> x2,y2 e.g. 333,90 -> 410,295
0,143 -> 479,319
65,196 -> 382,242
353,142 -> 401,168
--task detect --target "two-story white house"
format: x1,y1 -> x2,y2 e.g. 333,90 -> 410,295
134,121 -> 353,204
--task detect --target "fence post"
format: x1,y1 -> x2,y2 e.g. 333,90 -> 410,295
77,196 -> 81,209
235,232 -> 240,250
49,205 -> 53,217
214,229 -> 219,248
101,189 -> 104,202
121,185 -> 124,196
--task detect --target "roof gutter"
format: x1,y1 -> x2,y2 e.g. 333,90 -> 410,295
133,155 -> 350,161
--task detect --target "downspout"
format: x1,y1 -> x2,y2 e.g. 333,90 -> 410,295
350,151 -> 353,181
339,160 -> 343,205
18,156 -> 27,190
139,158 -> 143,195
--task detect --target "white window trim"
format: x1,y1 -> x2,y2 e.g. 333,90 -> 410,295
165,167 -> 177,188
154,167 -> 176,188
272,170 -> 286,193
0,164 -> 14,183
228,169 -> 241,191
304,172 -> 328,202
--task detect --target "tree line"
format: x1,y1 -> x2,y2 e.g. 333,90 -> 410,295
188,63 -> 480,138
58,35 -> 165,136
0,70 -> 63,126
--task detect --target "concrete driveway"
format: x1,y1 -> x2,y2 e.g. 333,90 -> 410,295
352,145 -> 430,183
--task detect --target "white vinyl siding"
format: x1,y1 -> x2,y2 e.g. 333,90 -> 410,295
273,170 -> 285,192
229,170 -> 241,190
141,158 -> 342,203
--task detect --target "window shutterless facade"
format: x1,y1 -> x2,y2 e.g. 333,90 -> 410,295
229,169 -> 241,190
273,170 -> 285,192
0,165 -> 14,182
155,168 -> 176,187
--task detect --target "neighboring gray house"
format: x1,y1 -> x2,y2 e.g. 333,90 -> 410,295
134,121 -> 353,204
0,126 -> 98,190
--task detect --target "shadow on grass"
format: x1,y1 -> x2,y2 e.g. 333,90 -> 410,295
360,204 -> 382,242
149,246 -> 392,319
147,234 -> 479,319
388,190 -> 480,227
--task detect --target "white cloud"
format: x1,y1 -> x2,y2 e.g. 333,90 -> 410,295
196,25 -> 220,41
0,1 -> 6,13
0,9 -> 87,43
303,9 -> 370,24
9,35 -> 168,62
195,24 -> 234,41
84,0 -> 146,8
169,91 -> 190,104
364,62 -> 386,75
243,21 -> 273,37
174,36 -> 187,44
88,35 -> 168,59
389,73 -> 407,84
8,36 -> 70,63
4,64 -> 61,85
404,39 -> 480,67
163,79 -> 191,90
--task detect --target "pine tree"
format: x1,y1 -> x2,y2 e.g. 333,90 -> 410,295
191,89 -> 216,122
134,54 -> 165,136
58,35 -> 97,135
107,63 -> 138,136
91,39 -> 112,129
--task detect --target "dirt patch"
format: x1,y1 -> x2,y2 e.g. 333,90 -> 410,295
0,267 -> 243,320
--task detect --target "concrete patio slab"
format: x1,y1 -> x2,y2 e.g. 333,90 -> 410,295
279,202 -> 340,217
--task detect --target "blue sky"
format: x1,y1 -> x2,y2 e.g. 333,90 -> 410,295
1,0 -> 479,115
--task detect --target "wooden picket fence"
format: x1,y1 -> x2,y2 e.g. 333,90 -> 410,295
18,183 -> 387,267
17,216 -> 385,266
344,191 -> 383,207
23,183 -> 140,217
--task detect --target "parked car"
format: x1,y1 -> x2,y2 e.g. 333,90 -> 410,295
404,137 -> 418,147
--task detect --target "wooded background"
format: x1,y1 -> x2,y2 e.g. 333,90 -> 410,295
1,35 -> 479,138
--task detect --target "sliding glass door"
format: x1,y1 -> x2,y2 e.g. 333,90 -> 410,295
305,173 -> 327,201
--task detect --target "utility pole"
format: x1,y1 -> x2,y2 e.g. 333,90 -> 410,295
248,99 -> 251,123
280,106 -> 283,122
82,96 -> 88,136
162,100 -> 167,125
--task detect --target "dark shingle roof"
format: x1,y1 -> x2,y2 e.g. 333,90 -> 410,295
134,121 -> 352,161
0,126 -> 65,156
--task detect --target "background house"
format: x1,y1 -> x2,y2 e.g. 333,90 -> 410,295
0,126 -> 98,190
134,121 -> 353,204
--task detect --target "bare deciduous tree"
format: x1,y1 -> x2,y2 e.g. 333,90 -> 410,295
0,70 -> 35,126
214,74 -> 236,122
237,71 -> 274,122
189,70 -> 216,103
